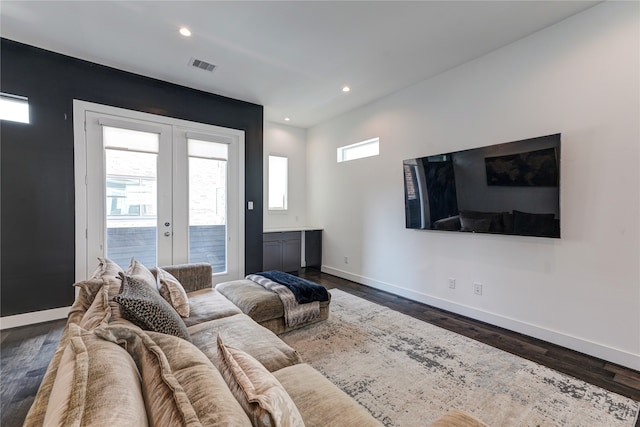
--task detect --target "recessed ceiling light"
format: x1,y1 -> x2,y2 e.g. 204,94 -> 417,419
179,27 -> 192,37
284,117 -> 291,122
342,86 -> 351,93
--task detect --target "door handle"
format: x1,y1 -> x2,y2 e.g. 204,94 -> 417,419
164,231 -> 171,237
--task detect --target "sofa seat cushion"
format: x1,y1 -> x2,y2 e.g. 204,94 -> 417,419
42,324 -> 148,427
273,363 -> 382,427
184,288 -> 243,327
216,279 -> 284,322
96,325 -> 252,427
188,314 -> 303,373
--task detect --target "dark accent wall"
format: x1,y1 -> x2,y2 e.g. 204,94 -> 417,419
1,39 -> 263,317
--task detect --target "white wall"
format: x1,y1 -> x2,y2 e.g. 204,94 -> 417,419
264,121 -> 308,230
306,2 -> 640,369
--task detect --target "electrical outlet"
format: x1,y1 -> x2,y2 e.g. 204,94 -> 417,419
448,278 -> 456,289
473,282 -> 483,296
344,256 -> 349,264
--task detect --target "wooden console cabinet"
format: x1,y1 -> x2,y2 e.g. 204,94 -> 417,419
263,229 -> 322,273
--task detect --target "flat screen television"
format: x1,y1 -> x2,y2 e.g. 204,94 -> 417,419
403,133 -> 560,238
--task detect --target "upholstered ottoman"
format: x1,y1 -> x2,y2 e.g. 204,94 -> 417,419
215,279 -> 331,335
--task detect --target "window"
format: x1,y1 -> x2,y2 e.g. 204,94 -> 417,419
268,155 -> 288,210
337,137 -> 379,162
0,93 -> 29,124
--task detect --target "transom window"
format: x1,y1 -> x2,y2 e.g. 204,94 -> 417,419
337,137 -> 379,163
0,93 -> 30,124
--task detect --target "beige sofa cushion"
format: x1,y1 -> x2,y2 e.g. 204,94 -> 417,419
216,279 -> 284,322
69,258 -> 123,322
157,266 -> 190,317
42,324 -> 148,427
428,410 -> 489,427
189,313 -> 303,372
90,256 -> 124,280
273,363 -> 382,427
184,288 -> 243,327
78,283 -> 111,330
24,327 -> 72,426
154,262 -> 212,293
217,334 -> 304,427
96,325 -> 251,427
126,257 -> 159,290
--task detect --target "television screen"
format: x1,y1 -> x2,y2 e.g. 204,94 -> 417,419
403,133 -> 560,238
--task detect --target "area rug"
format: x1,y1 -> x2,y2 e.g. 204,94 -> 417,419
281,290 -> 640,427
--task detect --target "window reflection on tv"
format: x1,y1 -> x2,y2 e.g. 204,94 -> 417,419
403,133 -> 560,238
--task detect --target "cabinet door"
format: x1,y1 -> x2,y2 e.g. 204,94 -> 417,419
282,238 -> 301,273
305,230 -> 322,269
263,240 -> 283,271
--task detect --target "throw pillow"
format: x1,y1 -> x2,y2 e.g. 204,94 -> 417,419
42,324 -> 148,427
113,273 -> 191,341
78,282 -> 111,330
89,257 -> 124,281
460,210 -> 504,232
459,216 -> 491,233
217,333 -> 305,427
95,325 -> 252,427
72,257 -> 124,310
512,210 -> 556,237
126,257 -> 159,291
157,267 -> 190,318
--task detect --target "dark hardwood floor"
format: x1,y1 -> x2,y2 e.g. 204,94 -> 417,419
297,270 -> 640,406
1,318 -> 66,427
1,270 -> 638,427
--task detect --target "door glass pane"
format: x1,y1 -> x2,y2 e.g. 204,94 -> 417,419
104,127 -> 159,268
188,139 -> 228,273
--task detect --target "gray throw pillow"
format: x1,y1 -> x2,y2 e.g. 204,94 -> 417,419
113,273 -> 191,341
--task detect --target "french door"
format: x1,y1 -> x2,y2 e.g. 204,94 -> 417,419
74,101 -> 244,283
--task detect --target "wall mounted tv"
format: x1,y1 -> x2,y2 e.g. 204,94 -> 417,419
403,133 -> 560,238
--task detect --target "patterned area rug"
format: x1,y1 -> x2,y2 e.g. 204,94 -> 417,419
281,290 -> 640,427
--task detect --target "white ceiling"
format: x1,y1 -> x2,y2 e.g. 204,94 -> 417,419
1,1 -> 599,128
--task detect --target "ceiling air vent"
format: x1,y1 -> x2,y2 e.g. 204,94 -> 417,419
188,57 -> 217,72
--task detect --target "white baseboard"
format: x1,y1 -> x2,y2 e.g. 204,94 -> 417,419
0,306 -> 70,330
322,265 -> 640,371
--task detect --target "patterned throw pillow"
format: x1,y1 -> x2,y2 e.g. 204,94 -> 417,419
156,267 -> 190,318
113,273 -> 190,341
217,333 -> 305,427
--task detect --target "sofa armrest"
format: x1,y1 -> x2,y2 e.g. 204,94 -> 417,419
154,263 -> 212,293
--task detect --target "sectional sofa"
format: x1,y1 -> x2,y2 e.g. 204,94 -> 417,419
23,259 -> 487,427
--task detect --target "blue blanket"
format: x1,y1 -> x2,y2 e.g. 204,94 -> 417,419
256,271 -> 329,304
